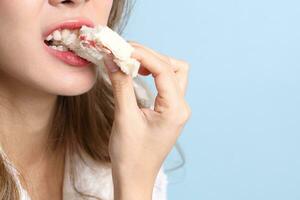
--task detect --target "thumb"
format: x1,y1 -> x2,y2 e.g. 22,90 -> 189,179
103,55 -> 139,113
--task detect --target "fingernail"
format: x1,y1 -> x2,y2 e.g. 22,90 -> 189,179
104,56 -> 119,73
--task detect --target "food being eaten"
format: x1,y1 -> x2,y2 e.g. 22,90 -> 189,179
44,25 -> 141,77
43,25 -> 153,108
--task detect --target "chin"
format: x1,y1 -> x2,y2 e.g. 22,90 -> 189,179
59,84 -> 95,96
58,77 -> 97,96
45,69 -> 98,97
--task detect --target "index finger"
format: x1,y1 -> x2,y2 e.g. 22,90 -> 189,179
132,46 -> 181,113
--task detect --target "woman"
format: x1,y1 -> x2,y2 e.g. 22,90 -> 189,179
0,0 -> 191,199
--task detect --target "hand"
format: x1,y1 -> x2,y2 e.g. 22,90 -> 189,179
103,42 -> 191,200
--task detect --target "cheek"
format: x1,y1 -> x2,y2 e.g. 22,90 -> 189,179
103,0 -> 114,11
0,1 -> 40,25
0,0 -> 40,48
87,0 -> 114,25
0,0 -> 110,96
0,1 -> 20,25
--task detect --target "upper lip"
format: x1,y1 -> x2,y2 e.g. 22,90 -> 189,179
42,17 -> 95,39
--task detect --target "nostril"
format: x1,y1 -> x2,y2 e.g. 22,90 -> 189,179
49,0 -> 87,7
61,0 -> 74,4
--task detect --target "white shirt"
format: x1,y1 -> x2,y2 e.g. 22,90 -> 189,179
1,148 -> 168,200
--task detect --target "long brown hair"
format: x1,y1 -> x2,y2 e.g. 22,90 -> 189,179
0,1 -> 133,199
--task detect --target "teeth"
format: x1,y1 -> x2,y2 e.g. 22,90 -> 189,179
45,28 -> 79,53
62,33 -> 77,45
50,45 -> 58,50
45,29 -> 79,45
49,45 -> 68,51
56,46 -> 63,51
61,29 -> 71,40
56,45 -> 68,51
69,33 -> 77,41
46,34 -> 53,41
53,30 -> 62,41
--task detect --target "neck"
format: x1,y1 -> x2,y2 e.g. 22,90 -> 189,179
0,72 -> 58,172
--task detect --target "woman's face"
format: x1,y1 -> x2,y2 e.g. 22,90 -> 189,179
0,0 -> 113,96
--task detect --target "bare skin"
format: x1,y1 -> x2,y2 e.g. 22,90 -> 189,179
0,0 -> 112,199
0,0 -> 190,200
104,43 -> 191,200
0,74 -> 64,200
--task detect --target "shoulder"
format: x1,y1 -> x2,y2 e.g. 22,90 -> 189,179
64,150 -> 168,200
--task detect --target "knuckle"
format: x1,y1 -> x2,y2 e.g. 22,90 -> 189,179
162,64 -> 173,74
167,103 -> 192,125
129,41 -> 143,49
179,106 -> 192,124
185,104 -> 192,119
181,61 -> 190,72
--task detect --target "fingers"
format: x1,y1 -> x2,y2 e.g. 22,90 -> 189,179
131,46 -> 182,113
167,57 -> 190,96
103,55 -> 139,114
130,42 -> 190,96
103,41 -> 189,116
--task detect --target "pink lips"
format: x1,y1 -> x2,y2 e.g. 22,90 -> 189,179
43,18 -> 95,67
43,44 -> 91,67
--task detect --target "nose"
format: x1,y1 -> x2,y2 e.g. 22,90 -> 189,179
49,0 -> 89,7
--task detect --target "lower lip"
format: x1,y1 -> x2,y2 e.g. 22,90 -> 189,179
43,43 -> 92,67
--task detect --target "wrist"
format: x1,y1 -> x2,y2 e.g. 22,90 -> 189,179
112,165 -> 155,200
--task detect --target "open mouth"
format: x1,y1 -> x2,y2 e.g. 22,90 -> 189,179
43,27 -> 91,67
44,29 -> 79,52
43,20 -> 94,67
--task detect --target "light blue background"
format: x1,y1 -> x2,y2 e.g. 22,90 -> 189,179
124,0 -> 300,200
